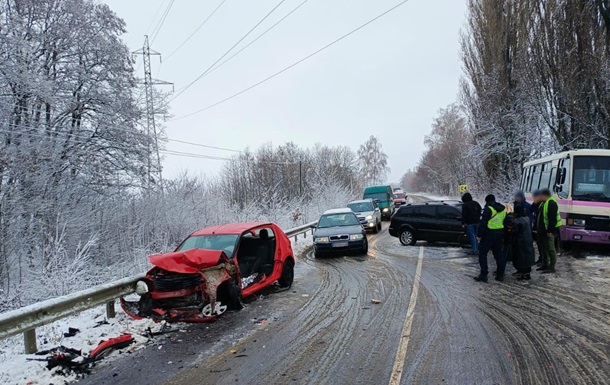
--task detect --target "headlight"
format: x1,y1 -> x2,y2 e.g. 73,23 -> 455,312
365,215 -> 373,220
135,280 -> 149,295
382,208 -> 389,212
573,219 -> 586,226
350,234 -> 364,240
315,236 -> 330,243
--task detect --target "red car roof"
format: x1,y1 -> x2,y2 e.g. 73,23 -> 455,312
190,222 -> 273,236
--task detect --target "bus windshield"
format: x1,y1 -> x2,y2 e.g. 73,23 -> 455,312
572,156 -> 610,202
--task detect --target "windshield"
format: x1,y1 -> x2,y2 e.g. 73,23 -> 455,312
394,193 -> 405,199
318,213 -> 360,228
348,202 -> 374,212
572,156 -> 610,202
364,192 -> 389,202
175,234 -> 240,258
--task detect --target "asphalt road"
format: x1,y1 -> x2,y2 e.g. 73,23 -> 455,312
79,205 -> 610,385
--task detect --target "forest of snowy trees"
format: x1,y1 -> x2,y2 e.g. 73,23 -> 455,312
404,0 -> 610,196
0,0 -> 392,309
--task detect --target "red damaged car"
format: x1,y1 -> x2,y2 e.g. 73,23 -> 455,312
121,222 -> 295,323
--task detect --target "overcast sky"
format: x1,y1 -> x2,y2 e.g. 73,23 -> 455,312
101,0 -> 468,183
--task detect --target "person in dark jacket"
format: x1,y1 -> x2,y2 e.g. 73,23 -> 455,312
474,194 -> 507,282
461,192 -> 482,255
536,188 -> 561,273
514,190 -> 534,224
511,204 -> 535,280
531,189 -> 543,264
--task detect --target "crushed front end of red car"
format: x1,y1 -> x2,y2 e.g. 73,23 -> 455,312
121,249 -> 241,323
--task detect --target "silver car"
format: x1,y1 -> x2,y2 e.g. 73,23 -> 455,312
347,199 -> 382,233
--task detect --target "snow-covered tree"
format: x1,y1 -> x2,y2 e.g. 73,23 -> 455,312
357,135 -> 389,186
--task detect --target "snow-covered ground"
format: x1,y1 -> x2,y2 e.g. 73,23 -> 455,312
0,237 -> 313,385
0,303 -> 159,385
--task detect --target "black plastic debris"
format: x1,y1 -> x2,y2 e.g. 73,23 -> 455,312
63,327 -> 80,338
27,334 -> 135,376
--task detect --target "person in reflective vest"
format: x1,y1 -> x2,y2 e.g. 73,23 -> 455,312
536,188 -> 561,274
474,194 -> 507,282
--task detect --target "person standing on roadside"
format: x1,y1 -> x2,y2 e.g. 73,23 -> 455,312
461,192 -> 482,255
531,190 -> 544,265
514,190 -> 534,224
536,188 -> 562,274
511,204 -> 535,280
474,194 -> 507,282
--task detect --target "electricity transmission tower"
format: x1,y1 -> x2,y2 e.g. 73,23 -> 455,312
133,35 -> 173,192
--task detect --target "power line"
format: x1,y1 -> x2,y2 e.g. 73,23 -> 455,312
145,0 -> 169,36
0,102 -> 241,153
199,0 -> 310,80
150,0 -> 176,45
163,0 -> 228,62
169,138 -> 241,153
161,148 -> 303,165
171,0 -> 412,121
170,0 -> 287,102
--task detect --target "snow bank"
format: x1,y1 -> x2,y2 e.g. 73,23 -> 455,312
0,302 -> 158,385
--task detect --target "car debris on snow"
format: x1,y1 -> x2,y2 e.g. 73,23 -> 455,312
371,299 -> 382,304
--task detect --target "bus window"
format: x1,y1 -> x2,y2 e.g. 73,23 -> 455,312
530,165 -> 541,191
539,162 -> 552,189
550,167 -> 558,192
521,167 -> 529,191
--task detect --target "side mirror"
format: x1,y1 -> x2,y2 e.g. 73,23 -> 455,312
559,168 -> 567,184
310,224 -> 317,229
374,199 -> 381,203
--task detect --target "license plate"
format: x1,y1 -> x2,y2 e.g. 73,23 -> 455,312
332,242 -> 349,248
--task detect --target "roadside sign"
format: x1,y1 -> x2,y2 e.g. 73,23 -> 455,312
458,184 -> 469,194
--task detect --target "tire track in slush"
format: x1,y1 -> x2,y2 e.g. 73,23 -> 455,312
173,227 -> 416,385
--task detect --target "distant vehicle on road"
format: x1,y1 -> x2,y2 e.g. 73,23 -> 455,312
347,198 -> 382,233
121,222 -> 295,323
363,185 -> 395,221
393,186 -> 403,192
312,208 -> 368,257
389,201 -> 468,246
521,149 -> 610,249
393,189 -> 407,207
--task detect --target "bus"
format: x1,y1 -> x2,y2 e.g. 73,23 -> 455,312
521,149 -> 610,248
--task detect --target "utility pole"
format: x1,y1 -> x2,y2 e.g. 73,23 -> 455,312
299,161 -> 302,196
133,35 -> 173,193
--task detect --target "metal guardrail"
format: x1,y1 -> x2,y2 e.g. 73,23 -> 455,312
0,221 -> 317,354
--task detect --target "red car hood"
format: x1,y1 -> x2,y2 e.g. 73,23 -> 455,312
149,249 -> 229,274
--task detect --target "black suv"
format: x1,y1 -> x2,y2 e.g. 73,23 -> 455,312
389,201 -> 468,246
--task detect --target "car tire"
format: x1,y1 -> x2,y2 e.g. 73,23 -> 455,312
560,240 -> 572,252
377,221 -> 382,231
399,229 -> 416,246
219,281 -> 243,311
362,239 -> 369,255
278,259 -> 294,288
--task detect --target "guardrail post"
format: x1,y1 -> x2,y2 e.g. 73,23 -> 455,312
106,301 -> 116,319
24,329 -> 37,354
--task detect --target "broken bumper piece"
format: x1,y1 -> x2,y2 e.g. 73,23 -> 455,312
120,297 -> 218,323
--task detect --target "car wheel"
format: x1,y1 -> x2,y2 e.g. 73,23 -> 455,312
399,229 -> 416,246
278,259 -> 294,288
377,221 -> 382,231
362,239 -> 369,255
219,281 -> 243,311
372,223 -> 379,234
560,240 -> 572,252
